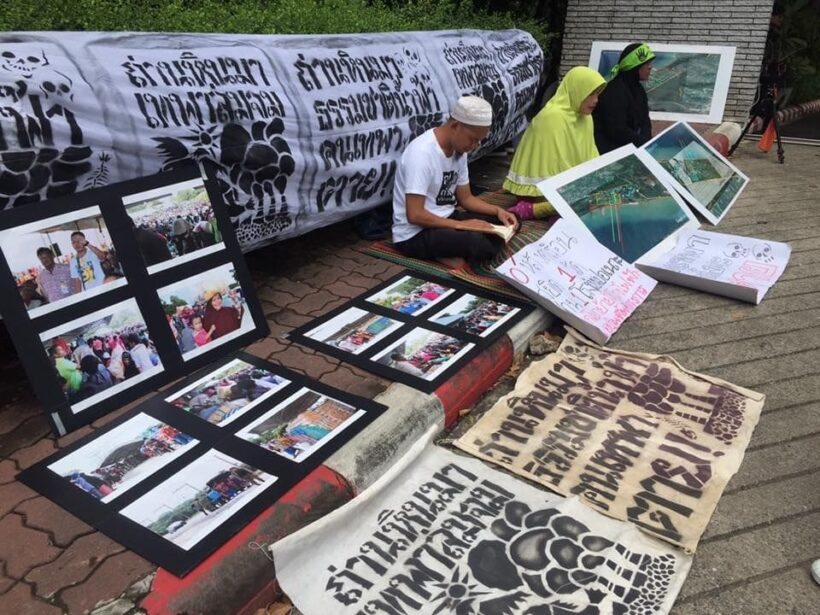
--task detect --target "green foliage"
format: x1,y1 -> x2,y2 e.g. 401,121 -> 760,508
772,0 -> 820,103
0,0 -> 551,54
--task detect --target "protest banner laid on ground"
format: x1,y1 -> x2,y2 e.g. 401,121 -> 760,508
455,329 -> 765,552
0,29 -> 542,249
643,122 -> 749,224
0,162 -> 267,435
273,430 -> 692,615
637,229 -> 791,304
496,218 -> 656,345
538,145 -> 699,265
589,42 -> 736,124
289,271 -> 533,392
18,352 -> 388,576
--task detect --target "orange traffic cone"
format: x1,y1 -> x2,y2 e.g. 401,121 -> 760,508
758,120 -> 776,153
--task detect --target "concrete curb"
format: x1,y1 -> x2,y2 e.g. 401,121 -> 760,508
140,307 -> 550,614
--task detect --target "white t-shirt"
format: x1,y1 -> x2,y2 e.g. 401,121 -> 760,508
392,129 -> 470,243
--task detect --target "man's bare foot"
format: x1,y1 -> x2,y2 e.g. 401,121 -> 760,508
436,256 -> 466,269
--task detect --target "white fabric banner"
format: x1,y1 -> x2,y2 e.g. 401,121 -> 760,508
273,430 -> 692,615
0,30 -> 542,249
496,219 -> 657,345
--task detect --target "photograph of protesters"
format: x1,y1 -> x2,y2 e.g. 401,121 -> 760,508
429,295 -> 520,337
40,299 -> 163,411
0,205 -> 126,317
374,329 -> 474,381
166,358 -> 289,426
49,413 -> 197,503
122,178 -> 223,273
305,307 -> 403,355
158,263 -> 252,360
367,275 -> 453,316
120,451 -> 276,551
236,388 -> 363,463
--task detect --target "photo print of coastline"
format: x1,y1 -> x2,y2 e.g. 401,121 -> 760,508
158,263 -> 254,360
120,451 -> 277,551
165,358 -> 290,426
644,122 -> 749,224
235,388 -> 365,463
429,294 -> 520,337
590,42 -> 735,123
122,177 -> 224,273
372,328 -> 474,381
366,275 -> 454,316
304,307 -> 403,355
0,205 -> 127,318
48,413 -> 197,503
40,298 -> 164,414
539,146 -> 698,263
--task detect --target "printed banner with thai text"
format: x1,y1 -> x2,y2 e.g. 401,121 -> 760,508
0,30 -> 542,250
273,430 -> 692,615
455,329 -> 765,552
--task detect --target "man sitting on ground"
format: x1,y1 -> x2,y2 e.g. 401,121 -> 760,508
391,95 -> 517,269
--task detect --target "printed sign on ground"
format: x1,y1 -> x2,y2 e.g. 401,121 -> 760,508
538,145 -> 699,264
496,218 -> 656,344
273,432 -> 692,615
638,229 -> 791,304
643,122 -> 749,224
455,329 -> 765,552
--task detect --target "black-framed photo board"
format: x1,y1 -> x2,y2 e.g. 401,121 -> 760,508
0,162 -> 268,435
289,271 -> 534,393
18,351 -> 387,577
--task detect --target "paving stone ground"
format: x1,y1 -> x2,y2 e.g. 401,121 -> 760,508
0,137 -> 818,614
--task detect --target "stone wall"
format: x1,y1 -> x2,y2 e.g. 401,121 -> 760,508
560,0 -> 775,122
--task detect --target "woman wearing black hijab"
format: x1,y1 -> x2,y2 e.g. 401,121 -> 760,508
593,42 -> 655,154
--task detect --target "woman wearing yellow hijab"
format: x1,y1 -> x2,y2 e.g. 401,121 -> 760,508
504,66 -> 606,219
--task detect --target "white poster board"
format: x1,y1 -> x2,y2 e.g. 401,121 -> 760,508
496,218 -> 656,344
537,144 -> 700,265
644,122 -> 749,224
272,429 -> 692,615
637,229 -> 791,304
589,41 -> 736,124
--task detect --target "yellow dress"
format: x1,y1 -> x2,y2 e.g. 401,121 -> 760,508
503,66 -> 607,204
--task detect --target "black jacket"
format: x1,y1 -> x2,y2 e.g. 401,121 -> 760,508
593,73 -> 652,154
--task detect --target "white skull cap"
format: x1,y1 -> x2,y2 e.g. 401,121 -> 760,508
451,95 -> 493,127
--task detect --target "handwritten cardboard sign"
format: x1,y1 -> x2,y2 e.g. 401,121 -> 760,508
496,218 -> 656,345
638,229 -> 791,304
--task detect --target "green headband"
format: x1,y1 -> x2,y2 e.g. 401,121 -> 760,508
610,44 -> 655,78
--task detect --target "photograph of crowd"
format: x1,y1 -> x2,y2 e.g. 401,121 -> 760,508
122,178 -> 223,273
429,295 -> 520,337
372,329 -> 474,381
236,388 -> 364,463
157,263 -> 253,361
367,276 -> 454,316
0,206 -> 127,318
305,307 -> 402,355
166,358 -> 290,427
120,451 -> 277,551
49,413 -> 197,503
40,299 -> 164,413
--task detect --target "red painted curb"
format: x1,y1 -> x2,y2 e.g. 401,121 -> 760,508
140,465 -> 353,615
435,335 -> 514,427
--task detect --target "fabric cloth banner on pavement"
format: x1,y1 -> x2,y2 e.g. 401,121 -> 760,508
454,329 -> 765,552
0,30 -> 542,250
273,429 -> 692,615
